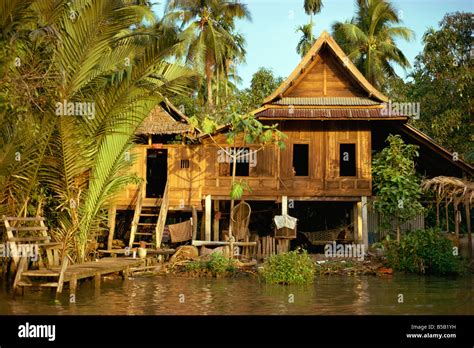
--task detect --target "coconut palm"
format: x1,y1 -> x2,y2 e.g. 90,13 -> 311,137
165,0 -> 251,108
331,0 -> 413,88
0,0 -> 194,262
304,0 -> 323,24
296,23 -> 314,58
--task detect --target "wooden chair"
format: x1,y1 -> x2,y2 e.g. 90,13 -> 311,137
2,216 -> 62,268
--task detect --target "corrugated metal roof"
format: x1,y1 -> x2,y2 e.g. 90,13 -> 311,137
274,97 -> 380,106
256,108 -> 406,119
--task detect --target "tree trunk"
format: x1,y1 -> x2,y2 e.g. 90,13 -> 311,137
205,55 -> 213,108
396,223 -> 400,243
465,198 -> 472,260
228,147 -> 238,259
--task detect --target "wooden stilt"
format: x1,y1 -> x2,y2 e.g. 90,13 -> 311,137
191,206 -> 198,241
205,195 -> 212,241
56,257 -> 69,295
213,200 -> 220,241
13,257 -> 27,297
69,273 -> 77,296
107,205 -> 117,251
94,273 -> 101,289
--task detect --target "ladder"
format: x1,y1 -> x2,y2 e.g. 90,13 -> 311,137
128,181 -> 169,249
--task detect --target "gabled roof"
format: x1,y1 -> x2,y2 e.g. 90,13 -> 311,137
263,30 -> 388,105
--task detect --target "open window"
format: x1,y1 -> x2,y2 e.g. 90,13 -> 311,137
340,144 -> 356,177
229,147 -> 250,176
292,144 -> 309,176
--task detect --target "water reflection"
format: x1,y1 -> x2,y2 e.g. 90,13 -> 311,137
0,274 -> 472,315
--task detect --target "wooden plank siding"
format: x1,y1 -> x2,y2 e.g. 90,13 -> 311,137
285,49 -> 366,98
110,120 -> 372,209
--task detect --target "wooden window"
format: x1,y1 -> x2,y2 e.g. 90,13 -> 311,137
229,147 -> 250,177
292,144 -> 309,176
340,144 -> 356,177
180,159 -> 190,169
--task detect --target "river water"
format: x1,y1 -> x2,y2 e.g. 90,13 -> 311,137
1,274 -> 472,315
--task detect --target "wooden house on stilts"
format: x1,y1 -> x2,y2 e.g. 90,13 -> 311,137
108,31 -> 473,258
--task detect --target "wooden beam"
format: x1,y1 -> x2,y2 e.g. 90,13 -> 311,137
361,196 -> 368,250
191,205 -> 198,240
56,257 -> 69,295
282,196 -> 288,215
155,181 -> 170,248
213,200 -> 220,241
107,205 -> 117,251
353,202 -> 359,242
205,195 -> 212,241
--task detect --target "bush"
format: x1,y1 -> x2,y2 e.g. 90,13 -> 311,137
185,253 -> 236,276
260,250 -> 315,285
384,228 -> 464,275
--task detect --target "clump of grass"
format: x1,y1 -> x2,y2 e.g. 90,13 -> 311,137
260,250 -> 315,285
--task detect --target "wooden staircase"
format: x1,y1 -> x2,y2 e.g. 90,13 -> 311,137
13,256 -> 69,297
128,181 -> 169,249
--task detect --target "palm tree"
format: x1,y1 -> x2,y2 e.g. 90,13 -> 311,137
331,0 -> 413,88
304,0 -> 323,24
296,23 -> 314,58
296,0 -> 323,58
165,0 -> 251,108
0,0 -> 194,262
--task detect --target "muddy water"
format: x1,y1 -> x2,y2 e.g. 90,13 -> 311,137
0,274 -> 472,315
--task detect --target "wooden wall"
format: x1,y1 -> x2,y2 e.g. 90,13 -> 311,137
111,144 -> 204,210
110,121 -> 372,209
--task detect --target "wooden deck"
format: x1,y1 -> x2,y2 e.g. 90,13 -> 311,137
14,257 -> 149,297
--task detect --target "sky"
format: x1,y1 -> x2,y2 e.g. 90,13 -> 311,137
153,0 -> 474,88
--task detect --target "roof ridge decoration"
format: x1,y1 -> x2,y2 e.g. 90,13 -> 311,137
263,30 -> 388,105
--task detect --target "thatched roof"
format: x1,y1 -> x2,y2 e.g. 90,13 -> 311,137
136,99 -> 193,135
422,176 -> 474,204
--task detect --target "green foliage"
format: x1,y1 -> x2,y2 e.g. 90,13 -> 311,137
372,134 -> 424,235
331,0 -> 413,88
296,23 -> 315,58
0,0 -> 194,262
237,67 -> 284,113
385,12 -> 473,163
165,0 -> 251,107
260,250 -> 315,285
383,229 -> 465,275
304,0 -> 323,16
186,253 -> 237,276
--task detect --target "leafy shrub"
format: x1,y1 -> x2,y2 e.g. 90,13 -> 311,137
384,228 -> 464,275
207,252 -> 236,275
185,253 -> 236,276
260,250 -> 315,285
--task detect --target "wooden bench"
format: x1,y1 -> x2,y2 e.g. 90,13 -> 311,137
2,216 -> 62,268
